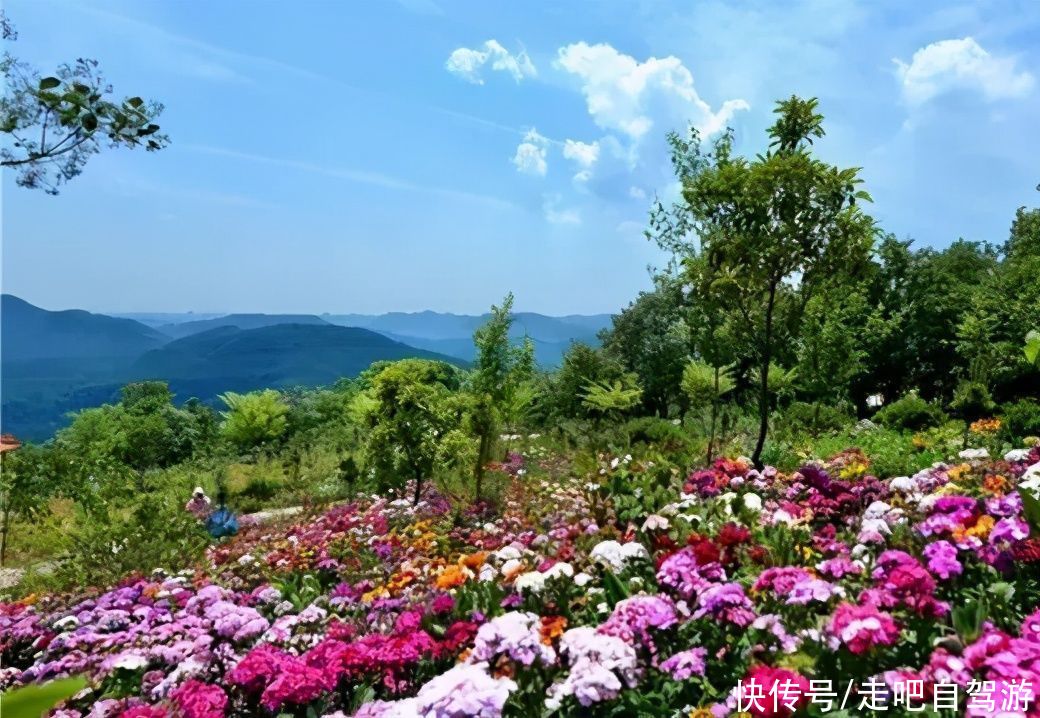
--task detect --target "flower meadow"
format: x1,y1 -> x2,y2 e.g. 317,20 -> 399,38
3,445 -> 1040,718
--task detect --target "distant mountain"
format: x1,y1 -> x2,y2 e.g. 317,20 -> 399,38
0,298 -> 467,441
111,312 -> 225,328
157,313 -> 332,339
322,310 -> 613,366
1,294 -> 165,361
324,311 -> 613,342
130,324 -> 464,391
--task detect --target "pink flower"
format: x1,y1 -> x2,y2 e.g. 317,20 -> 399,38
828,602 -> 900,654
169,680 -> 227,718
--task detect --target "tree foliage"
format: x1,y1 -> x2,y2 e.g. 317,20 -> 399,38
0,10 -> 168,193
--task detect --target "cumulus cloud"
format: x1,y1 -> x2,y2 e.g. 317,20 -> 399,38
562,139 -> 600,167
446,40 -> 536,84
554,42 -> 748,140
894,37 -> 1034,105
512,129 -> 549,176
543,194 -> 581,225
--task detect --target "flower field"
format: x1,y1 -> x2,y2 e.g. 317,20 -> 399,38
3,444 -> 1040,718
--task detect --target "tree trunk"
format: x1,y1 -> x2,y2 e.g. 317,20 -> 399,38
0,503 -> 10,567
474,432 -> 489,502
706,366 -> 719,466
413,468 -> 422,505
751,285 -> 778,469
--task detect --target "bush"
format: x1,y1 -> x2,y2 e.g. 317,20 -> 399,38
623,417 -> 696,461
778,401 -> 852,438
1000,399 -> 1040,442
53,492 -> 209,590
874,393 -> 946,432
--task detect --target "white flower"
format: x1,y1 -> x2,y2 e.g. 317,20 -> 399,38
596,602 -> 609,614
610,457 -> 620,469
573,572 -> 594,587
543,562 -> 574,580
641,514 -> 670,532
514,571 -> 547,594
889,476 -> 914,493
959,448 -> 990,460
589,540 -> 648,572
113,652 -> 149,671
53,615 -> 79,630
1004,449 -> 1030,462
501,558 -> 523,577
742,493 -> 763,512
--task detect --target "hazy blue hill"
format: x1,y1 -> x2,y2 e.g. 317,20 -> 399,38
323,310 -> 612,366
324,310 -> 612,342
130,323 -> 466,391
111,312 -> 225,328
158,313 -> 332,339
1,294 -> 166,361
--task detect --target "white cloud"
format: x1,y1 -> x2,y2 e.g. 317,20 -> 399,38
562,139 -> 600,168
894,37 -> 1034,105
554,42 -> 748,140
512,129 -> 549,176
628,186 -> 646,200
543,194 -> 581,225
446,40 -> 536,84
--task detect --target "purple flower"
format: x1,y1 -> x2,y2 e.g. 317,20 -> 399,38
923,540 -> 962,580
693,583 -> 756,627
660,647 -> 707,680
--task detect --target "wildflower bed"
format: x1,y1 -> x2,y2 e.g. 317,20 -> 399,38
3,445 -> 1040,718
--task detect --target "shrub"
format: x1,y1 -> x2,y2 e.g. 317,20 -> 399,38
874,393 -> 945,432
1000,399 -> 1040,442
778,401 -> 852,438
622,417 -> 696,463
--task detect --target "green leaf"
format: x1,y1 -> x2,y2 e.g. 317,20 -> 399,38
0,676 -> 87,718
126,96 -> 144,108
951,597 -> 987,643
81,113 -> 98,131
1020,487 -> 1040,535
1024,330 -> 1040,366
38,77 -> 61,90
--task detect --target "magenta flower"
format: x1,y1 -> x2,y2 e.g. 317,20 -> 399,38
828,602 -> 900,654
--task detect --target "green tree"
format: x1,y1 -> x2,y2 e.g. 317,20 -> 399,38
795,287 -> 868,433
219,390 -> 289,453
365,359 -> 461,504
600,276 -> 690,417
0,443 -> 57,565
534,342 -> 625,423
57,382 -> 200,474
1,11 -> 168,193
469,294 -> 533,500
681,360 -> 735,465
581,375 -> 643,422
682,96 -> 875,466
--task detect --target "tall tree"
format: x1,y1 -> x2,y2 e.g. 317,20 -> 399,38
469,293 -> 533,500
1,11 -> 168,193
682,96 -> 876,466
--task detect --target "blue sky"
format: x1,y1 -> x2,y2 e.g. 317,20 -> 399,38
2,0 -> 1038,315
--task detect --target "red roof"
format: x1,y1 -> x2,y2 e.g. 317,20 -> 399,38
0,434 -> 22,453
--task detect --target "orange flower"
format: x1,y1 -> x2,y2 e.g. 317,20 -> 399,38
436,564 -> 468,590
954,514 -> 995,543
460,551 -> 488,570
970,418 -> 1001,434
540,615 -> 568,645
983,474 -> 1010,495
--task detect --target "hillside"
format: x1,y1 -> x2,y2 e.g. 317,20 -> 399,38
130,323 -> 465,392
157,313 -> 332,339
0,298 -> 470,440
1,294 -> 165,361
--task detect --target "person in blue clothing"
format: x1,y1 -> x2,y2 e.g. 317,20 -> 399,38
205,488 -> 239,539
